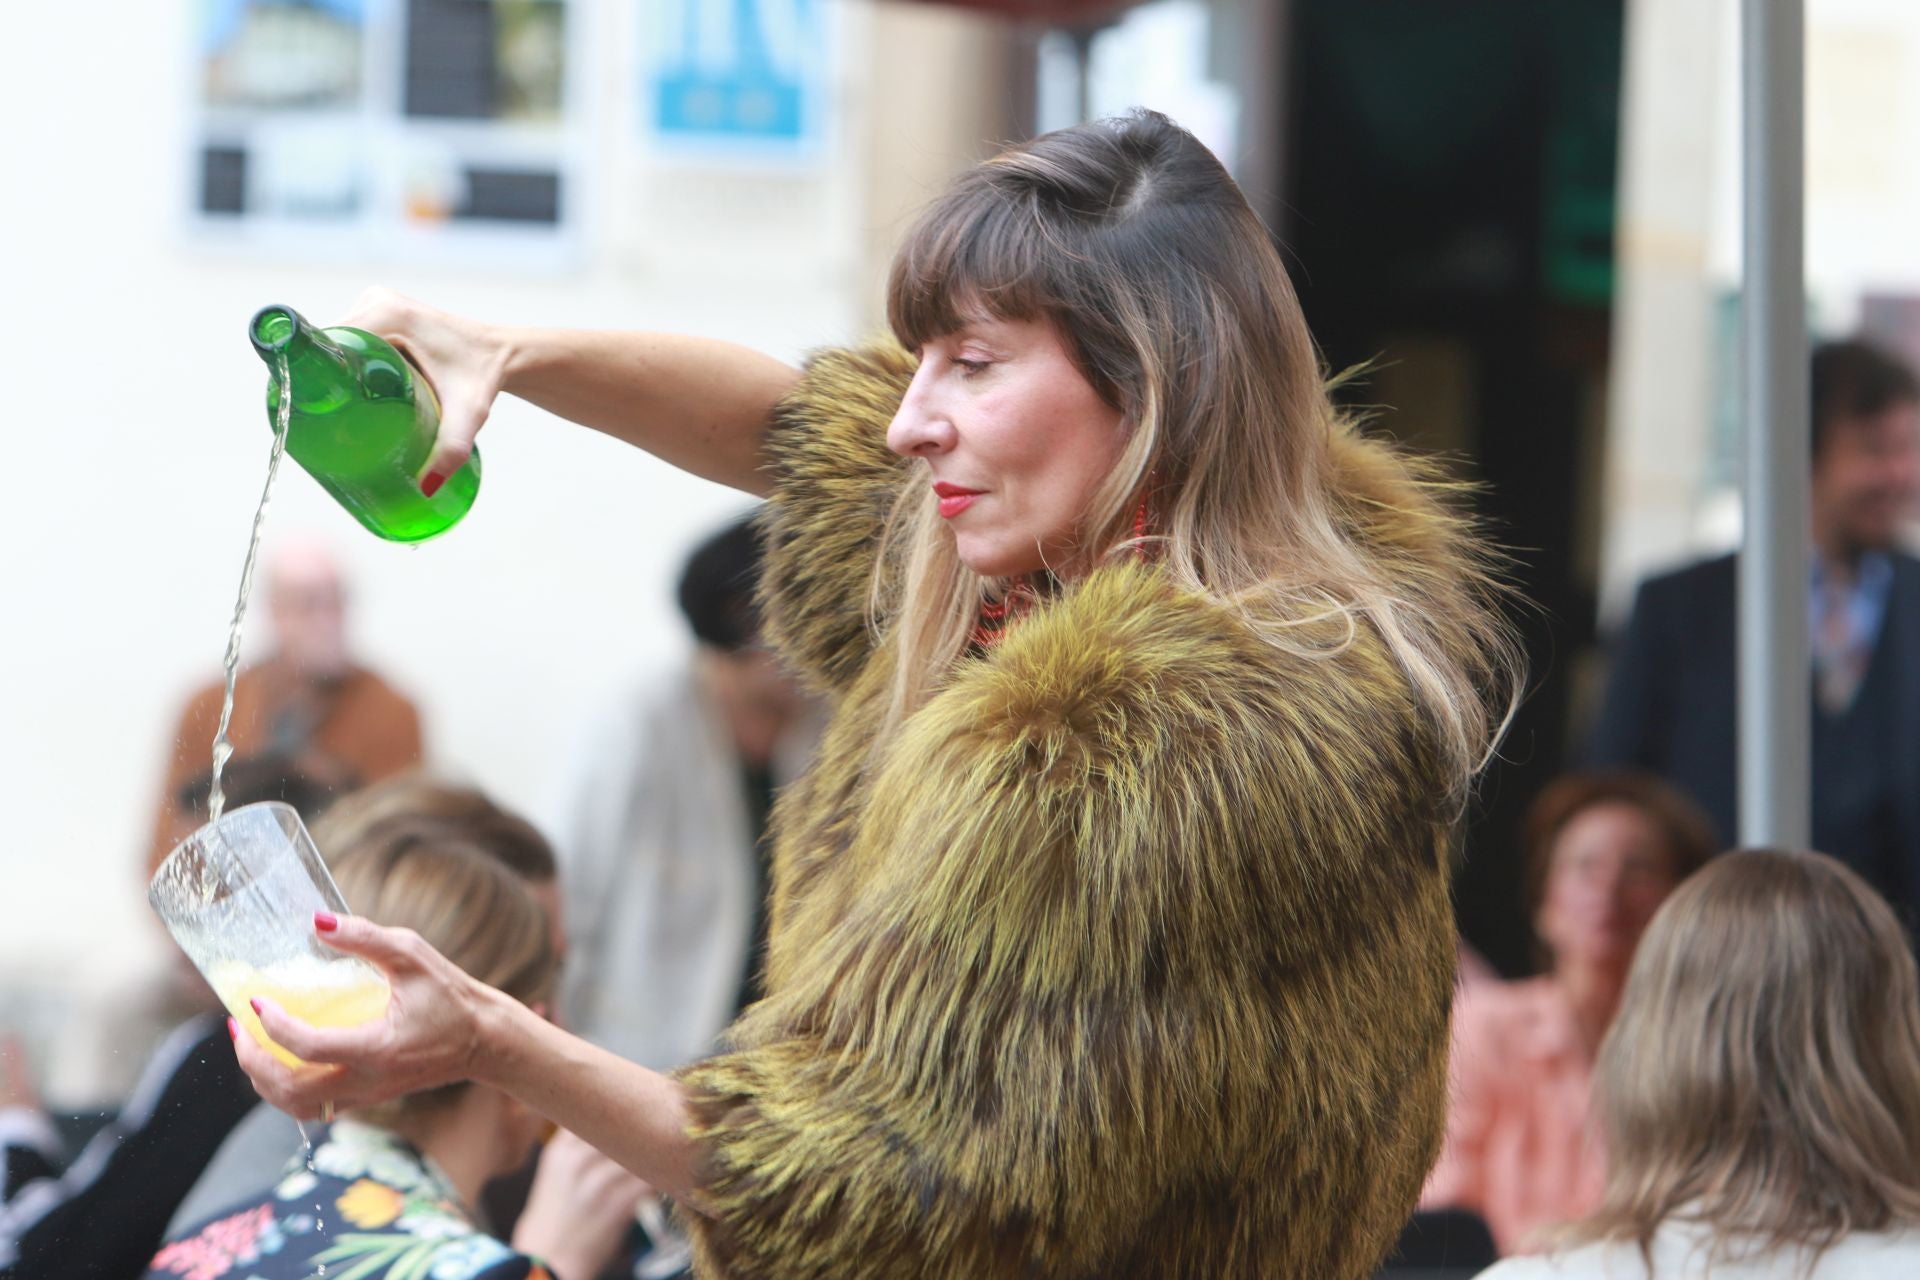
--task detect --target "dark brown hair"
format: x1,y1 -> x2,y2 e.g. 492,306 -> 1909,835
1811,339 -> 1919,458
1521,770 -> 1718,917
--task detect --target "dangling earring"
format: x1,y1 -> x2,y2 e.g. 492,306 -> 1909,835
1129,469 -> 1160,560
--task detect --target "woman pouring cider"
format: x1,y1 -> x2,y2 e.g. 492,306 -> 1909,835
232,111 -> 1521,1279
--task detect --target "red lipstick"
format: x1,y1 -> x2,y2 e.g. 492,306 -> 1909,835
933,481 -> 984,519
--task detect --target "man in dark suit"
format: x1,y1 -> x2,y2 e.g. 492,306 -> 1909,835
1590,340 -> 1920,923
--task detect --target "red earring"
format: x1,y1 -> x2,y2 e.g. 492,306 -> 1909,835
1130,469 -> 1159,557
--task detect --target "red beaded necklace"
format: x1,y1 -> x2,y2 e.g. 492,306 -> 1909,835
968,476 -> 1157,650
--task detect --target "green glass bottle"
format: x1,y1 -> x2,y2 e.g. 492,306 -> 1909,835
249,304 -> 480,543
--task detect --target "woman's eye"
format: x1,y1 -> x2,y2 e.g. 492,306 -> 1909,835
953,358 -> 990,376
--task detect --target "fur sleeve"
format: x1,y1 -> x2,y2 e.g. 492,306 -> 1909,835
756,342 -> 918,693
675,563 -> 1459,1279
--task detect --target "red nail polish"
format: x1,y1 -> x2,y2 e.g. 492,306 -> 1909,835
315,911 -> 339,933
250,998 -> 264,1015
420,471 -> 446,497
227,1017 -> 238,1041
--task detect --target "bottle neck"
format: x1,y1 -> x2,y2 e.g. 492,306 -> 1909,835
251,306 -> 353,412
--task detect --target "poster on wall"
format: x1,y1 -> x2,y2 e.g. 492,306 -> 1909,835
202,0 -> 366,111
190,0 -> 582,261
641,0 -> 829,160
402,0 -> 566,125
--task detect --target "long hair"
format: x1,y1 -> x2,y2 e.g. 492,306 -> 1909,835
875,110 -> 1519,804
1570,849 -> 1920,1268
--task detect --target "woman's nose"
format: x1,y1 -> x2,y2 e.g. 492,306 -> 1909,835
886,377 -> 956,458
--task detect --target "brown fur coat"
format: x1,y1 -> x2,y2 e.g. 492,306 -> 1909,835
675,345 -> 1468,1278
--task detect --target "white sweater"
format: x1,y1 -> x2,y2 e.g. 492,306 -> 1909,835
544,667 -> 820,1070
1478,1220 -> 1920,1280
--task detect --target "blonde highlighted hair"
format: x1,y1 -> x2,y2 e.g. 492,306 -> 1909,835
1572,849 -> 1920,1268
876,110 -> 1519,805
315,777 -> 559,1122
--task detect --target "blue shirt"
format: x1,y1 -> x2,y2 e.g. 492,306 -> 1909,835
1810,551 -> 1893,667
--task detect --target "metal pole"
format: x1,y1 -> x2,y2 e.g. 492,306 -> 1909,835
1738,0 -> 1810,849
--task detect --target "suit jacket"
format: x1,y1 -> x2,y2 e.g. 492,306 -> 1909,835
671,345 -> 1504,1279
1588,551 -> 1920,917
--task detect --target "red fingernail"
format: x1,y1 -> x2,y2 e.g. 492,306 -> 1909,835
250,998 -> 264,1015
227,1017 -> 238,1041
420,471 -> 446,497
315,911 -> 339,933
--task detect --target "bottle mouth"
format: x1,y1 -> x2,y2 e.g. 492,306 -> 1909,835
250,305 -> 299,353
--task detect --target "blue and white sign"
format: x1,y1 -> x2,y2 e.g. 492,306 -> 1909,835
643,0 -> 828,158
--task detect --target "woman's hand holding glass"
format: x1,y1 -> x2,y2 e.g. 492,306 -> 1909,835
232,911 -> 498,1119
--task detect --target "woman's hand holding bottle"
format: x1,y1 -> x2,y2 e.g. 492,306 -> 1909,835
338,287 -> 511,494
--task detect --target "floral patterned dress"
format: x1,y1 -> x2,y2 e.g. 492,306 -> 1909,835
141,1119 -> 552,1280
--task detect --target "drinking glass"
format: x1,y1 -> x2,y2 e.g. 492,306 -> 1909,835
149,801 -> 390,1067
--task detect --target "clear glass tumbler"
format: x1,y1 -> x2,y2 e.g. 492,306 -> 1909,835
149,802 -> 390,1067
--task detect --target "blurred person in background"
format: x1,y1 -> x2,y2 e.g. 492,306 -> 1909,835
229,111 -> 1523,1279
145,781 -> 644,1280
147,536 -> 425,879
0,770 -> 329,1280
168,776 -> 574,1235
1590,340 -> 1920,927
1476,849 -> 1920,1279
0,1035 -> 44,1201
549,512 -> 817,1071
1423,772 -> 1716,1255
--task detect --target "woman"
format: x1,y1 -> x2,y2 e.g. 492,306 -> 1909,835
1477,849 -> 1920,1278
235,111 -> 1521,1278
1423,772 -> 1716,1253
164,773 -> 583,1235
146,790 -> 645,1280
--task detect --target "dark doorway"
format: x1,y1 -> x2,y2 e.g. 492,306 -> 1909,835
1281,0 -> 1626,975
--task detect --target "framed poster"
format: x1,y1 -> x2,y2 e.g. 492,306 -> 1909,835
189,0 -> 584,265
641,0 -> 830,162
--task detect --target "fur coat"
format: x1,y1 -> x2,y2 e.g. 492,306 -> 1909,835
675,344 -> 1470,1279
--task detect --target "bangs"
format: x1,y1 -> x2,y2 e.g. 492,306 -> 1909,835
886,179 -> 1067,349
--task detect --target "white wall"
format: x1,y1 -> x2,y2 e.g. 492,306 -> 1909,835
1,0 -> 1029,1105
0,0 -> 910,1100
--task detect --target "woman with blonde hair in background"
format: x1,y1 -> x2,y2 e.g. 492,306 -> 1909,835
1478,849 -> 1920,1279
144,781 -> 646,1280
230,109 -> 1521,1278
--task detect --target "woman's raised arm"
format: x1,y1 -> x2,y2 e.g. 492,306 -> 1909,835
341,288 -> 803,496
